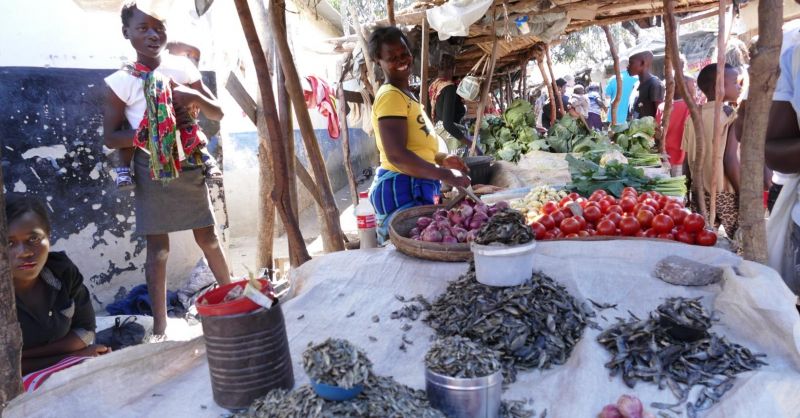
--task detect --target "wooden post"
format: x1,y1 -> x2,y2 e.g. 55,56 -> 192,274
233,0 -> 311,266
537,56 -> 556,128
507,74 -> 514,105
739,0 -> 782,262
0,184 -> 23,412
545,45 -> 564,116
274,4 -> 298,221
603,26 -> 623,127
387,0 -> 395,26
338,54 -> 360,208
255,96 -> 277,271
420,16 -> 430,115
270,0 -> 346,253
661,19 -> 676,154
470,6 -> 499,156
709,0 -> 728,226
665,0 -> 707,218
351,7 -> 378,96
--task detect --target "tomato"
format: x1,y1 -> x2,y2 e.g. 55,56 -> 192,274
636,210 -> 655,229
543,231 -> 555,240
565,233 -> 580,239
551,227 -> 563,238
684,213 -> 705,233
591,190 -> 608,200
696,229 -> 718,246
644,228 -> 659,238
560,217 -> 581,235
583,205 -> 602,224
675,228 -> 696,244
644,198 -> 662,211
536,214 -> 555,230
619,216 -> 641,236
562,204 -> 580,217
568,192 -> 580,201
551,209 -> 566,227
542,201 -> 559,215
620,197 -> 637,213
575,197 -> 588,208
572,215 -> 587,230
637,204 -> 657,214
652,214 -> 675,233
664,202 -> 683,213
623,187 -> 638,196
584,200 -> 601,208
657,232 -> 675,240
530,222 -> 547,240
599,200 -> 612,214
635,230 -> 646,238
622,192 -> 638,201
602,195 -> 618,206
596,220 -> 617,236
605,212 -> 623,227
637,193 -> 651,203
588,229 -> 597,236
668,208 -> 689,226
578,230 -> 590,238
559,196 -> 574,208
606,205 -> 624,215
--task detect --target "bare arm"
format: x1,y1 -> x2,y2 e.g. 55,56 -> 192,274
379,118 -> 469,188
765,101 -> 800,173
22,332 -> 88,359
723,127 -> 741,194
173,80 -> 224,121
103,86 -> 136,149
22,343 -> 110,375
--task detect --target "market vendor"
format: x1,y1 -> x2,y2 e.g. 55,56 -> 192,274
429,54 -> 472,155
367,26 -> 471,242
6,195 -> 110,379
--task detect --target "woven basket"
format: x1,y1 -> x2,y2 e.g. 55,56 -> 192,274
389,205 -> 472,262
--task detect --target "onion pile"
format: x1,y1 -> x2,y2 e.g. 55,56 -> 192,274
409,200 -> 510,243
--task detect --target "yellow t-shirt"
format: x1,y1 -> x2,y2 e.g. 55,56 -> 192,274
372,84 -> 439,174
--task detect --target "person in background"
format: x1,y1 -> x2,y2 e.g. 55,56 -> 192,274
586,83 -> 606,130
629,51 -> 665,120
429,54 -> 471,154
569,84 -> 590,121
605,58 -> 638,124
367,26 -> 470,243
681,63 -> 742,239
656,76 -> 697,176
7,195 -> 110,380
542,78 -> 570,130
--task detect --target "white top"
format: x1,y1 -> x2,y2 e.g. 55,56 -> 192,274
103,54 -> 201,128
772,41 -> 800,223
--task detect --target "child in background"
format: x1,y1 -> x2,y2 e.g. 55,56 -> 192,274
681,63 -> 742,238
656,76 -> 697,176
569,85 -> 590,120
586,83 -> 606,130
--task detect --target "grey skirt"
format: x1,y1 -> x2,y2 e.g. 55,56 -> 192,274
133,149 -> 215,236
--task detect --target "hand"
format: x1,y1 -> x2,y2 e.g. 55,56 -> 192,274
440,155 -> 469,173
76,344 -> 111,357
171,82 -> 199,109
442,169 -> 471,189
174,105 -> 196,131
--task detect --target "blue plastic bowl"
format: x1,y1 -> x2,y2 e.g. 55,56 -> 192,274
310,380 -> 364,401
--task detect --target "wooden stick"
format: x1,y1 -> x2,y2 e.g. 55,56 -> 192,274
603,26 -> 623,127
566,2 -> 718,32
233,0 -> 311,265
270,0 -> 345,253
420,16 -> 430,115
338,53 -> 360,208
709,0 -> 728,226
544,45 -> 564,116
0,166 -> 23,412
351,7 -> 378,96
739,0 -> 782,262
665,0 -> 707,218
661,18 -> 676,155
470,6 -> 499,156
387,0 -> 396,26
274,8 -> 298,221
255,96 -> 276,272
537,56 -> 557,128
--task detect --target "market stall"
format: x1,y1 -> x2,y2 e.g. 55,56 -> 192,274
6,241 -> 800,417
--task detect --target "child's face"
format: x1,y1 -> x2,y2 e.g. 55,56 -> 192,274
723,69 -> 741,102
627,59 -> 644,76
123,7 -> 168,60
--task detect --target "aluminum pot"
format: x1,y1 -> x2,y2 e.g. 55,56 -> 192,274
425,367 -> 502,418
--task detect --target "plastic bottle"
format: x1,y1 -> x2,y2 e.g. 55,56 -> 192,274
356,191 -> 378,249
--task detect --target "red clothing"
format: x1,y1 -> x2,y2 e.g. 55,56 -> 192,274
656,100 -> 689,166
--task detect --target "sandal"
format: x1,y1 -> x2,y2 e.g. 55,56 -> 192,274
204,163 -> 223,184
115,167 -> 135,191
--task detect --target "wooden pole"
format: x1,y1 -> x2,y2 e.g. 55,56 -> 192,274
537,56 -> 557,128
665,0 -> 707,218
740,0 -> 782,262
420,16 -> 430,115
351,7 -> 378,96
661,18 -> 676,155
0,183 -> 23,412
338,53 -> 360,208
270,0 -> 346,253
544,45 -> 565,116
233,0 -> 311,266
274,3 -> 298,221
255,95 -> 277,271
603,26 -> 623,127
387,0 -> 395,26
470,6 -> 499,156
709,0 -> 728,226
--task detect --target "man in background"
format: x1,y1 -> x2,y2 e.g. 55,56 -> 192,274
605,58 -> 638,125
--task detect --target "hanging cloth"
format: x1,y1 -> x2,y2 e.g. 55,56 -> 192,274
303,75 -> 340,139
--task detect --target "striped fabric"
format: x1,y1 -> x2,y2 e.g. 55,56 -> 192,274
23,356 -> 90,392
369,169 -> 441,243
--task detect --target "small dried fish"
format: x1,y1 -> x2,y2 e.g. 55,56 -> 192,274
401,323 -> 412,332
588,298 -> 618,311
368,336 -> 377,342
371,315 -> 380,323
346,311 -> 355,318
426,336 -> 502,378
296,314 -> 305,320
302,338 -> 372,389
474,209 -> 533,246
390,295 -> 431,321
500,398 -> 537,418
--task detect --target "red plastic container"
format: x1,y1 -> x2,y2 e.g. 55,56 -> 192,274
196,279 -> 272,317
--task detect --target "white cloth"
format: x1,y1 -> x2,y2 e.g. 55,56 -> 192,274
425,0 -> 493,40
772,44 -> 800,225
103,54 -> 201,129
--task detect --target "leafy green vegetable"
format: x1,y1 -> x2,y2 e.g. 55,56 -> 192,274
611,117 -> 656,154
566,155 -> 687,197
476,100 -> 541,163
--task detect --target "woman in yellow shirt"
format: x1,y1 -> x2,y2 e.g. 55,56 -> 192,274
367,27 -> 470,242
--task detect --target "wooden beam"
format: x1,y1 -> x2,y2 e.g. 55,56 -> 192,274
679,8 -> 718,24
274,2 -> 298,224
471,6 -> 499,156
0,165 -> 22,412
709,0 -> 728,225
233,0 -> 311,266
661,16 -> 675,154
603,26 -> 622,127
420,16 -> 430,114
337,53 -> 360,210
567,2 -> 717,32
740,0 -> 781,262
387,0 -> 396,26
544,45 -> 564,115
351,7 -> 378,96
270,0 -> 346,253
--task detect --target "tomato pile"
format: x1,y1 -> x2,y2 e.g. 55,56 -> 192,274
528,187 -> 718,246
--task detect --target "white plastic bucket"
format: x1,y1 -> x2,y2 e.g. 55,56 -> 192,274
470,241 -> 537,287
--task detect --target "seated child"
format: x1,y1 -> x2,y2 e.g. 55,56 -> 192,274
569,85 -> 590,120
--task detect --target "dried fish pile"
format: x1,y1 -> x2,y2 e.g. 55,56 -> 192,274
302,338 -> 372,389
500,399 -> 539,418
597,297 -> 767,418
235,375 -> 446,418
390,294 -> 431,321
424,267 -> 594,382
474,209 -> 533,245
426,336 -> 502,378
